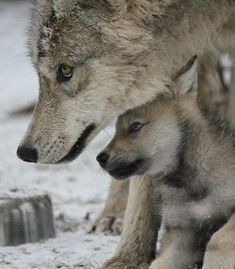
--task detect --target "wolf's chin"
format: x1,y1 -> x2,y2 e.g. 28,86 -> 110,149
57,124 -> 96,164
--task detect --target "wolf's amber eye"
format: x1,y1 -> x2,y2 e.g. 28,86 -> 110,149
129,122 -> 143,133
57,64 -> 73,83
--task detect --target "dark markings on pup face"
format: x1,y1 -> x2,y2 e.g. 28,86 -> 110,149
57,124 -> 96,164
160,118 -> 193,187
160,116 -> 210,201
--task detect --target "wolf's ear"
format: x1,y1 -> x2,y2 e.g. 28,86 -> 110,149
174,55 -> 198,96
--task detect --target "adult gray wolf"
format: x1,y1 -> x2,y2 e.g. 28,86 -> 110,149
16,1 -> 235,268
98,56 -> 235,269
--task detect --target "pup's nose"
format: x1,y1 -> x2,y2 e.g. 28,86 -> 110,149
96,152 -> 109,168
17,146 -> 38,163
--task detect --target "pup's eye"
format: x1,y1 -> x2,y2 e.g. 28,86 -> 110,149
57,64 -> 73,83
129,122 -> 143,133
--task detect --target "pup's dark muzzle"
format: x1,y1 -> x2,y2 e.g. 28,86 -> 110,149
107,159 -> 144,180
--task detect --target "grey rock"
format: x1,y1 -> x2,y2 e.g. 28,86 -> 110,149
0,188 -> 55,246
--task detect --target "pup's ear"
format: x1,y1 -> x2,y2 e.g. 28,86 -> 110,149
174,55 -> 198,96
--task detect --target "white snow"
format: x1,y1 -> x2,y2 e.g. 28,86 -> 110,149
0,1 -> 118,268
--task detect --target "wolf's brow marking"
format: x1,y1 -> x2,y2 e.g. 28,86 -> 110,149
38,9 -> 57,60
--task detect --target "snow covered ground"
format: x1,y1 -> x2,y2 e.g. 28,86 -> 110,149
0,1 -> 119,268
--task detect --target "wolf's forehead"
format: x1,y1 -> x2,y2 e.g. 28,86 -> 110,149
40,23 -> 101,61
28,1 -> 103,67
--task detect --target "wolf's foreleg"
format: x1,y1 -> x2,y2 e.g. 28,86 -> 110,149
93,178 -> 129,234
101,175 -> 161,269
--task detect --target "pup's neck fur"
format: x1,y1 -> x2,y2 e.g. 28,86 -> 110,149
162,97 -> 235,200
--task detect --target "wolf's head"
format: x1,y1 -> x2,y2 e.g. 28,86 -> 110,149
97,56 -> 198,179
17,0 -> 168,164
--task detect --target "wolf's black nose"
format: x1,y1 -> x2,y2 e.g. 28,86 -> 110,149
96,152 -> 109,168
17,146 -> 38,163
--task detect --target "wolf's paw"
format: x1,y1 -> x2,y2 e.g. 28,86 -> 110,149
92,179 -> 129,234
101,257 -> 127,269
92,215 -> 123,234
101,257 -> 147,269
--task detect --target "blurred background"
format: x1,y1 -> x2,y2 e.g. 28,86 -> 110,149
0,1 -> 118,268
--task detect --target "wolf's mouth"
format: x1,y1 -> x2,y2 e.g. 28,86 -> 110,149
108,159 -> 144,180
57,124 -> 96,164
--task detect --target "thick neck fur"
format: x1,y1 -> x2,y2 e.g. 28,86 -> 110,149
101,1 -> 235,103
163,97 -> 235,200
140,1 -> 234,75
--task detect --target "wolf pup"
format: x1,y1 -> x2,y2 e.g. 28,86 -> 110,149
93,53 -> 233,234
97,56 -> 235,269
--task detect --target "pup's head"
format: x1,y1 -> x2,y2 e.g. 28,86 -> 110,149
97,56 -> 198,179
17,0 -> 166,164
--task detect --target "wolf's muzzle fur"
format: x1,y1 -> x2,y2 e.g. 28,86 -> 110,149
17,124 -> 96,164
57,124 -> 96,164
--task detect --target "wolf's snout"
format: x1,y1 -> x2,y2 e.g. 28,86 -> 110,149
96,152 -> 109,168
17,146 -> 38,163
